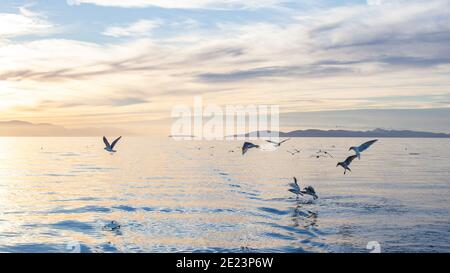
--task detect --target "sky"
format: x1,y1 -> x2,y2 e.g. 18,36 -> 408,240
0,0 -> 449,135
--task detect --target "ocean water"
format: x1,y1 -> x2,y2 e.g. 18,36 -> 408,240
0,137 -> 449,253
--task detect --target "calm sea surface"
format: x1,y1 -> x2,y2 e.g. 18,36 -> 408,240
0,137 -> 449,253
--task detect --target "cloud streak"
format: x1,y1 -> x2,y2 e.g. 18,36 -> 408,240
0,8 -> 54,38
66,0 -> 282,9
197,65 -> 355,82
102,20 -> 163,37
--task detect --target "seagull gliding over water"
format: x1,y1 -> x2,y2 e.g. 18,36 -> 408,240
103,136 -> 122,153
287,149 -> 301,155
242,142 -> 259,155
266,138 -> 291,147
349,139 -> 378,159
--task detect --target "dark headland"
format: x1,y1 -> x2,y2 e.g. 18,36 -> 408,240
237,128 -> 450,138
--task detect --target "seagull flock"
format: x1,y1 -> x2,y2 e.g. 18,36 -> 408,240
96,136 -> 378,230
241,138 -> 378,199
101,136 -> 377,216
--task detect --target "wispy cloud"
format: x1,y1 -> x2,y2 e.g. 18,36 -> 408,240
67,0 -> 282,9
109,96 -> 149,106
102,19 -> 163,38
0,7 -> 54,38
197,65 -> 354,82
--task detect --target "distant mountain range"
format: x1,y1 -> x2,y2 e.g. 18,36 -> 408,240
2,120 -> 450,138
237,128 -> 450,138
0,120 -> 130,136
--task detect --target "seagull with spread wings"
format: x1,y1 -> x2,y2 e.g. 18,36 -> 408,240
317,149 -> 334,158
287,149 -> 301,155
349,139 -> 378,159
337,155 -> 358,175
103,136 -> 122,153
266,138 -> 291,147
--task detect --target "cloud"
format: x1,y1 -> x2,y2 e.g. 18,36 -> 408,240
109,97 -> 149,106
0,8 -> 54,38
305,0 -> 450,53
102,20 -> 163,38
66,0 -> 282,9
170,18 -> 200,29
197,65 -> 354,82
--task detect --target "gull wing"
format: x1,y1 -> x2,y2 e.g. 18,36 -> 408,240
289,188 -> 303,195
344,155 -> 358,166
103,136 -> 111,149
289,177 -> 301,191
266,140 -> 278,145
279,138 -> 291,145
110,136 -> 122,149
358,139 -> 378,152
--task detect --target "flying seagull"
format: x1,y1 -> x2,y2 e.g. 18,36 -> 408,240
317,149 -> 334,158
289,177 -> 318,199
103,136 -> 122,153
349,139 -> 378,159
310,154 -> 328,159
337,155 -> 358,175
266,138 -> 291,147
242,142 -> 259,155
287,149 -> 301,155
